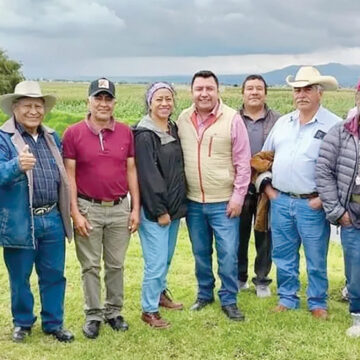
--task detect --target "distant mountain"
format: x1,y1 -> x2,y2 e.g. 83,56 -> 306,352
50,63 -> 360,87
259,63 -> 360,88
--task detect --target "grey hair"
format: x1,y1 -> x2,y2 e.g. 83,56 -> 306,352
313,84 -> 324,92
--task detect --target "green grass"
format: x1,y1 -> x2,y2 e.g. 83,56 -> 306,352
0,225 -> 357,360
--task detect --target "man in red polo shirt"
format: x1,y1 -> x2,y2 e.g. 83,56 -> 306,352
63,78 -> 140,339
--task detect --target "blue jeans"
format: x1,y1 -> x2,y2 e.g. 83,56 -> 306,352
3,208 -> 66,332
341,225 -> 360,314
186,200 -> 239,306
139,208 -> 180,313
270,193 -> 330,310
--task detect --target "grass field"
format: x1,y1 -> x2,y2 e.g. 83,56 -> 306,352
0,226 -> 357,360
0,82 -> 358,359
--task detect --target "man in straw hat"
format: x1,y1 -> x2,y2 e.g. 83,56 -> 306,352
258,66 -> 341,319
0,81 -> 74,342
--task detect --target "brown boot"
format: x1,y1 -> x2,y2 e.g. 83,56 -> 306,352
141,312 -> 170,329
311,308 -> 328,320
159,290 -> 183,310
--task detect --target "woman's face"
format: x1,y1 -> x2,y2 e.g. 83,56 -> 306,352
150,88 -> 174,121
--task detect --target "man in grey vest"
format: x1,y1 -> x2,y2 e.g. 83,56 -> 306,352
237,74 -> 280,298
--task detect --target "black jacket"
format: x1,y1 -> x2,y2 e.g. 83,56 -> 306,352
133,120 -> 187,222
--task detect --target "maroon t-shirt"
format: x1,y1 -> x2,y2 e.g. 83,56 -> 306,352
63,119 -> 134,201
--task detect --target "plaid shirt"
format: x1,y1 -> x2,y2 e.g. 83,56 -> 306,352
16,122 -> 60,207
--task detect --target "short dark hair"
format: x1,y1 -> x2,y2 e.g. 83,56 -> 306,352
191,70 -> 219,88
241,74 -> 268,94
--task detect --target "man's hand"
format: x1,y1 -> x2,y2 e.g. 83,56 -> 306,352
226,201 -> 242,218
73,212 -> 93,237
128,209 -> 140,233
339,211 -> 352,227
19,145 -> 36,171
158,213 -> 171,226
308,196 -> 323,210
264,184 -> 278,200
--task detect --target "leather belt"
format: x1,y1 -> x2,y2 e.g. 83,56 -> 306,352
279,191 -> 318,199
32,203 -> 57,216
78,193 -> 126,207
351,194 -> 360,204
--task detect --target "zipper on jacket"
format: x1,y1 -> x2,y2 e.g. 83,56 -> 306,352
345,136 -> 359,207
197,139 -> 205,203
193,112 -> 222,203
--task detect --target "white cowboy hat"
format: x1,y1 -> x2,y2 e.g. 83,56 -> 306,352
286,66 -> 338,90
0,81 -> 56,116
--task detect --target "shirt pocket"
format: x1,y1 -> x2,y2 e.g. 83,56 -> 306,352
304,138 -> 322,161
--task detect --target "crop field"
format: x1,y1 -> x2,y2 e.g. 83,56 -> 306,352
0,82 -> 359,360
0,82 -> 356,132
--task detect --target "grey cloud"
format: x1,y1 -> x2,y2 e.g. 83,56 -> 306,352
0,0 -> 359,77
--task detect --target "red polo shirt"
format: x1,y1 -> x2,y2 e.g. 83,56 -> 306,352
63,117 -> 134,201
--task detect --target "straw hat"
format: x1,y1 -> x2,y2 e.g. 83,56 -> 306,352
0,81 -> 56,116
286,66 -> 338,90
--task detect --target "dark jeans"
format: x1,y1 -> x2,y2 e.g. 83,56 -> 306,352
238,193 -> 272,286
186,200 -> 239,306
3,208 -> 66,332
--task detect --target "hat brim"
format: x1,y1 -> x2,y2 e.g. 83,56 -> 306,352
0,94 -> 57,116
89,89 -> 115,98
286,75 -> 338,91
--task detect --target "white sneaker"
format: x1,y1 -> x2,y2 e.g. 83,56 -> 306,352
238,281 -> 249,291
341,286 -> 349,301
256,284 -> 271,298
346,313 -> 360,338
346,325 -> 360,338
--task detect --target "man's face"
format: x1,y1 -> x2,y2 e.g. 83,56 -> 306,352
243,79 -> 266,109
88,92 -> 115,122
293,85 -> 322,113
191,76 -> 219,114
12,97 -> 45,133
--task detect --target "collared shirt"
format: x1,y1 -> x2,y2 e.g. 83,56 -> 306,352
15,121 -> 60,207
240,106 -> 267,156
192,102 -> 220,138
63,116 -> 135,201
262,105 -> 341,194
85,114 -> 115,151
191,102 -> 251,205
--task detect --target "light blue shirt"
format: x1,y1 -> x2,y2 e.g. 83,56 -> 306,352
263,105 -> 341,194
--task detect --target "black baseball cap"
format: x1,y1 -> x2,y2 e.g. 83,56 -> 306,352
88,78 -> 115,98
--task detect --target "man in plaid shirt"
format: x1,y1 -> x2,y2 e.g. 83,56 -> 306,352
0,81 -> 74,343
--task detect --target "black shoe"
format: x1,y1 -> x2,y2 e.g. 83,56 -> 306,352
12,326 -> 31,343
189,298 -> 214,311
83,320 -> 101,339
221,304 -> 245,321
46,328 -> 74,342
105,315 -> 129,332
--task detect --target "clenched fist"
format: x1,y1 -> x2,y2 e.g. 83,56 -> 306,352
19,144 -> 36,171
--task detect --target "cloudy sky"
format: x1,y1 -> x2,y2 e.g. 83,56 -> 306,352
0,0 -> 359,79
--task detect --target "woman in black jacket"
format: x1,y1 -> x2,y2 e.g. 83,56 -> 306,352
134,82 -> 187,329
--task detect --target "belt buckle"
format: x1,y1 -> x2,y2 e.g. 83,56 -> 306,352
34,207 -> 47,215
101,200 -> 114,207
